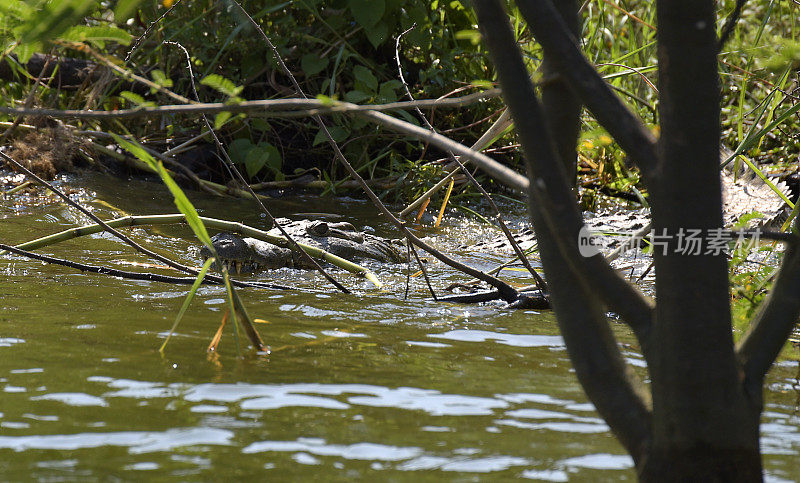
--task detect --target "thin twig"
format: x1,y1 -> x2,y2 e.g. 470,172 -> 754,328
408,238 -> 438,301
0,150 -> 212,280
394,25 -> 546,292
165,40 -> 350,294
0,242 -> 285,289
0,90 -> 501,119
227,0 -> 521,302
125,0 -> 184,62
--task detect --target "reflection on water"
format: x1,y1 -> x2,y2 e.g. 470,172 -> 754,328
0,428 -> 234,453
0,173 -> 798,479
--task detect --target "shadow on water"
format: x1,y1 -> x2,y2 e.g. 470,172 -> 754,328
0,172 -> 798,480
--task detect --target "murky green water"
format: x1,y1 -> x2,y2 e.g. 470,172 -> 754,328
1,172 -> 798,480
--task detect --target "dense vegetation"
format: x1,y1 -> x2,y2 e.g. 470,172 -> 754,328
0,1 -> 798,201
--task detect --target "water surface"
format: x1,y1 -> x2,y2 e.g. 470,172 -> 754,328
1,172 -> 798,480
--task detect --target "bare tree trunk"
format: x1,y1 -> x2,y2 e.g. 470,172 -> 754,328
474,0 -> 652,462
472,0 -> 795,479
540,0 -> 582,187
642,1 -> 762,477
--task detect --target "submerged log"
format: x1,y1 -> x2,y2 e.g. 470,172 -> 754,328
0,53 -> 109,88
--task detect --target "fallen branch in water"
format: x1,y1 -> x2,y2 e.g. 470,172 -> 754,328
165,39 -> 351,295
0,213 -> 385,287
225,0 -> 522,302
393,27 -> 546,292
0,242 -> 290,290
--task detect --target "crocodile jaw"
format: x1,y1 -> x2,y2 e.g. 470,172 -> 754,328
200,233 -> 295,273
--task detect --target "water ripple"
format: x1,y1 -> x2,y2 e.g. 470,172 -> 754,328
0,427 -> 233,453
243,437 -> 423,461
429,329 -> 564,348
30,393 -> 108,407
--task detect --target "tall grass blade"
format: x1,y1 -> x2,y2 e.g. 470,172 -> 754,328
112,134 -> 213,248
159,257 -> 215,353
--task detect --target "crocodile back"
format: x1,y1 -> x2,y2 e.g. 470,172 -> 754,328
720,151 -> 791,227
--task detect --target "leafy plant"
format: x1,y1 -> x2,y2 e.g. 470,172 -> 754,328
228,138 -> 283,180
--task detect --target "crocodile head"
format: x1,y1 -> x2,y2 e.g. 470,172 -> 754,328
200,218 -> 406,273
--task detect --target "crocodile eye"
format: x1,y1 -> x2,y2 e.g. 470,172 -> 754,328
309,221 -> 329,236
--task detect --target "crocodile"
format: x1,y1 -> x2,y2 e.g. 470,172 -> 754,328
444,162 -> 793,308
470,163 -> 793,255
198,160 -> 791,313
200,218 -> 406,273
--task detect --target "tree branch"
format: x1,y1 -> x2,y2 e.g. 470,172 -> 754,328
474,0 -> 652,461
472,1 -> 653,340
0,242 -> 286,290
539,0 -> 582,185
225,0 -> 520,301
0,90 -> 501,119
738,229 -> 800,398
515,0 -> 659,183
356,109 -> 528,192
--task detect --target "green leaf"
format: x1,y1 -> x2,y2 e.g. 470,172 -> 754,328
344,90 -> 370,103
301,53 -> 329,76
201,74 -> 244,98
377,81 -> 399,103
732,212 -> 766,229
228,138 -> 255,165
348,0 -> 384,28
12,42 -> 40,64
455,29 -> 482,45
119,91 -> 155,108
242,142 -> 282,178
18,0 -> 97,44
112,135 -> 212,249
313,125 -> 349,146
244,148 -> 269,178
150,69 -> 173,88
313,129 -> 327,147
159,256 -> 215,353
470,79 -> 494,89
250,118 -> 271,133
60,25 -> 133,46
382,79 -> 403,90
214,111 -> 233,130
353,65 -> 378,93
365,21 -> 389,48
120,91 -> 145,106
316,94 -> 336,106
395,108 -> 420,126
261,143 -> 282,173
0,0 -> 34,20
114,0 -> 141,22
